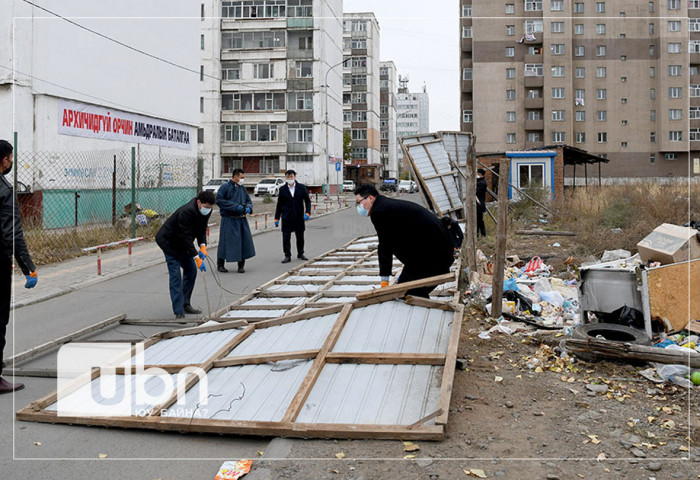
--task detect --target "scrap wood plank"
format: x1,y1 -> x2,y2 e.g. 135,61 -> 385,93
564,338 -> 700,367
160,319 -> 248,339
436,304 -> 463,425
253,304 -> 343,328
326,352 -> 445,365
355,273 -> 455,301
4,313 -> 127,367
214,349 -> 320,367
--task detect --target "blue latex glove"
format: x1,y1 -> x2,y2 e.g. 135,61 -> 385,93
198,251 -> 206,261
195,257 -> 206,272
245,206 -> 252,214
25,272 -> 38,289
304,213 -> 310,221
274,219 -> 279,228
236,204 -> 244,213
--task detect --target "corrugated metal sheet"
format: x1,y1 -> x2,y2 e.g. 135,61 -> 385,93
266,284 -> 323,293
221,309 -> 289,319
242,297 -> 305,306
333,301 -> 452,354
297,364 -> 441,425
226,313 -> 338,357
326,284 -> 375,292
163,361 -> 312,422
313,296 -> 356,303
126,329 -> 242,365
286,275 -> 336,282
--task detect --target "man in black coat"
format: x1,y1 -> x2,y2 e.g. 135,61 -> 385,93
476,168 -> 487,237
274,170 -> 311,263
354,184 -> 454,298
155,191 -> 214,318
0,140 -> 37,394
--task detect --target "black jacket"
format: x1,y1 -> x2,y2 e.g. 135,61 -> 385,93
369,195 -> 454,278
0,175 -> 35,274
476,177 -> 487,213
274,182 -> 311,233
155,198 -> 210,260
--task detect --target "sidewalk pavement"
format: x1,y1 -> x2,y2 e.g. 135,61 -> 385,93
11,204 -> 350,309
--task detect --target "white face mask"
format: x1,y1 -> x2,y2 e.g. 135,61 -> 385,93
286,178 -> 295,185
200,206 -> 212,215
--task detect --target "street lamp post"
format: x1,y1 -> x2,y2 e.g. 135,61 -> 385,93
324,58 -> 348,196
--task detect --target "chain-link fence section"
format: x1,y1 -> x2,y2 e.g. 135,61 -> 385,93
15,148 -> 201,264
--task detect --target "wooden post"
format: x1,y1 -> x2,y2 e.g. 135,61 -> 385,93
491,157 -> 510,319
458,135 -> 477,296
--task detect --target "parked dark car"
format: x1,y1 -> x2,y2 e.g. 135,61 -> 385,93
380,178 -> 398,192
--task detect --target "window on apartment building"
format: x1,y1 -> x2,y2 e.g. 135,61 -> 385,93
551,22 -> 564,33
576,111 -> 585,121
351,129 -> 367,140
651,132 -> 656,142
525,64 -> 544,76
650,153 -> 656,163
596,2 -> 605,13
506,133 -> 516,144
668,43 -> 681,54
506,89 -> 516,100
289,123 -> 313,142
462,26 -> 472,38
691,19 -> 700,32
691,84 -> 700,97
505,47 -> 515,57
669,131 -> 682,141
574,45 -> 585,56
668,0 -> 680,9
223,124 -> 246,142
528,89 -> 542,98
299,35 -> 313,50
288,92 -> 313,110
296,61 -> 312,78
343,74 -> 351,86
596,24 -> 606,35
505,4 -> 515,14
551,0 -> 563,11
199,97 -> 204,114
253,63 -> 274,79
351,57 -> 367,68
525,20 -> 544,33
551,44 -> 565,55
552,131 -> 565,143
691,0 -> 700,8
576,132 -> 586,143
574,2 -> 584,13
691,128 -> 700,141
250,124 -> 278,142
528,132 -> 542,142
650,67 -> 655,77
596,67 -> 606,78
221,0 -> 287,18
343,93 -> 351,104
222,31 -> 286,49
597,89 -> 607,99
649,1 -> 655,12
649,23 -> 655,35
506,25 -> 515,36
462,5 -> 472,17
552,110 -> 565,121
197,128 -> 204,144
622,120 -> 628,125
665,153 -> 678,160
693,66 -> 700,75
620,11 -> 626,17
552,66 -> 564,77
596,45 -> 606,56
690,41 -> 700,53
351,147 -> 367,159
200,65 -> 204,81
506,68 -> 516,79
621,77 -> 627,83
576,88 -> 586,100
571,68 -> 583,80
201,3 -> 205,19
597,110 -> 607,121
352,92 -> 367,104
351,20 -> 367,31
651,88 -> 656,99
670,109 -> 682,120
351,38 -> 367,49
552,87 -> 565,99
201,34 -> 205,50
669,87 -> 682,98
463,110 -> 473,123
259,158 -> 279,174
620,33 -> 626,38
598,132 -> 607,143
527,46 -> 542,55
351,75 -> 367,86
525,1 -> 542,11
574,24 -> 583,35
668,21 -> 681,32
343,111 -> 351,123
463,68 -> 473,80
651,110 -> 656,121
288,0 -> 312,17
506,111 -> 516,122
691,107 -> 700,119
528,110 -> 542,120
621,97 -> 628,104
353,111 -> 368,122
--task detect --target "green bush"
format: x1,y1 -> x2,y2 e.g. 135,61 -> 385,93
263,193 -> 274,204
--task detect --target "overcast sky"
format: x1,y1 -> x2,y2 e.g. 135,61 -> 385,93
344,0 -> 460,133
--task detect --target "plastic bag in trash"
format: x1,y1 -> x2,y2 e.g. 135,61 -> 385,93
600,305 -> 644,330
503,278 -> 519,292
539,290 -> 565,307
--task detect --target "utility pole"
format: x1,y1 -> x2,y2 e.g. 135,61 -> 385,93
324,58 -> 348,196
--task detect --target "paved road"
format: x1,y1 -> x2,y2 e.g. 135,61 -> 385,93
0,198 -> 383,479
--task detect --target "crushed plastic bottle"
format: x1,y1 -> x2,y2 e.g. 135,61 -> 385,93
668,376 -> 695,388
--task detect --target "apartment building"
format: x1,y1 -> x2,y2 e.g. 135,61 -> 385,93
380,61 -> 398,178
460,0 -> 700,178
342,12 -> 382,185
201,0 -> 344,191
397,77 -> 430,170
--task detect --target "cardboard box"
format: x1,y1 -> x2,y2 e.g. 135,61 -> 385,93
636,223 -> 700,265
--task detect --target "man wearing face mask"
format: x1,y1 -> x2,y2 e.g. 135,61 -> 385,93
354,184 -> 454,298
0,140 -> 38,393
274,170 -> 311,263
216,168 -> 255,273
155,190 -> 214,318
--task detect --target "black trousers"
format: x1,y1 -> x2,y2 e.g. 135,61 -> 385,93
397,257 -> 454,298
282,230 -> 305,257
476,210 -> 486,237
0,257 -> 12,377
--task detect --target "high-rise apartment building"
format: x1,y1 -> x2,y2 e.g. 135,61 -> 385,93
397,77 -> 430,170
342,13 -> 382,184
460,0 -> 700,177
201,0 -> 344,191
380,61 -> 398,178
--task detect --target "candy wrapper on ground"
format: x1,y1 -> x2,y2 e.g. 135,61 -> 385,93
214,460 -> 253,480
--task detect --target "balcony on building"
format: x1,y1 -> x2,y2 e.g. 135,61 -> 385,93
287,17 -> 313,29
524,119 -> 544,130
461,79 -> 473,92
461,38 -> 472,53
524,32 -> 543,44
693,52 -> 700,65
287,142 -> 315,154
525,139 -> 545,149
524,74 -> 543,88
692,70 -> 700,85
524,53 -> 542,64
524,97 -> 544,109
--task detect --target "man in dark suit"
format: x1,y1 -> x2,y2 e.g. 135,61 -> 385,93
476,168 -> 487,237
354,184 -> 454,298
274,170 -> 311,263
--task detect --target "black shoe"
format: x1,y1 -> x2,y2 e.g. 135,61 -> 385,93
175,313 -> 185,319
217,265 -> 229,273
238,266 -> 245,273
0,377 -> 24,394
183,304 -> 201,314
281,256 -> 291,263
297,254 -> 308,261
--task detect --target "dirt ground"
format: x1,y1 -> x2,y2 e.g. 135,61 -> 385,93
245,235 -> 700,480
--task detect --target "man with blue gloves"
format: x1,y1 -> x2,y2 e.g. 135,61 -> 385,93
274,170 -> 311,263
216,168 -> 255,273
155,190 -> 214,318
0,140 -> 38,393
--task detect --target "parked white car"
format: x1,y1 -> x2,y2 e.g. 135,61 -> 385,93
203,178 -> 228,194
342,180 -> 356,192
398,180 -> 417,193
254,178 -> 285,196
